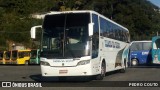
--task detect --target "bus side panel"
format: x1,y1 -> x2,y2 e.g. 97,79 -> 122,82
122,43 -> 130,68
17,58 -> 24,64
115,42 -> 129,69
100,38 -> 128,71
130,50 -> 151,64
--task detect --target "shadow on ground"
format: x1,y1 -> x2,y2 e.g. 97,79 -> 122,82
29,74 -> 93,82
128,64 -> 160,68
29,70 -> 121,82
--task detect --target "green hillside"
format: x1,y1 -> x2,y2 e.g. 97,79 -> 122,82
0,0 -> 160,50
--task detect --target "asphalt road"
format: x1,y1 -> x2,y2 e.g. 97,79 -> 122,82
0,65 -> 160,90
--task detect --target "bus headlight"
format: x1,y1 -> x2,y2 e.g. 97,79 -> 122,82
40,61 -> 50,66
77,60 -> 90,66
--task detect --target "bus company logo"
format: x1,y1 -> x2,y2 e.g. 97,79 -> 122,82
2,82 -> 11,87
105,40 -> 120,49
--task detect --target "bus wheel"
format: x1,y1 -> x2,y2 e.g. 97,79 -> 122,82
96,62 -> 106,80
131,59 -> 138,66
25,61 -> 29,65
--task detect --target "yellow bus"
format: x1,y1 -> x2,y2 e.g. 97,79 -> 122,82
0,51 -> 5,64
4,51 -> 12,64
0,51 -> 12,64
11,50 -> 31,65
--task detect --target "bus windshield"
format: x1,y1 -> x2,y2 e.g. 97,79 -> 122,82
12,51 -> 17,60
130,42 -> 152,51
0,52 -> 3,60
5,51 -> 11,60
42,13 -> 90,59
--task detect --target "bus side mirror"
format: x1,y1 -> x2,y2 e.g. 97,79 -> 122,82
88,23 -> 94,36
30,25 -> 42,39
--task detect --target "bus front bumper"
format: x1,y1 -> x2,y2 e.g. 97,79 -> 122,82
41,64 -> 95,77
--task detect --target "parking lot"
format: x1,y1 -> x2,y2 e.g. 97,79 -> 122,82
0,65 -> 160,90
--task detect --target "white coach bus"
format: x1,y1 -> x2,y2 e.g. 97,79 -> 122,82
31,10 -> 130,80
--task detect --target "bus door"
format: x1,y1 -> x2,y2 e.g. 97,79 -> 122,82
141,42 -> 152,64
4,51 -> 11,64
17,50 -> 30,65
152,36 -> 160,64
30,49 -> 40,64
17,51 -> 25,64
0,51 -> 4,64
23,50 -> 31,65
11,50 -> 18,64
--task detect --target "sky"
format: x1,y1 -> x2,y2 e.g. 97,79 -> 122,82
148,0 -> 160,8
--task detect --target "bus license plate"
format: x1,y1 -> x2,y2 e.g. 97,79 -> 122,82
59,70 -> 68,74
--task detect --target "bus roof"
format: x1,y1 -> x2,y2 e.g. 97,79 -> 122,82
131,41 -> 151,43
130,41 -> 152,45
46,10 -> 129,32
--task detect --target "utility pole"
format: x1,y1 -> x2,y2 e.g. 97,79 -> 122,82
111,4 -> 113,19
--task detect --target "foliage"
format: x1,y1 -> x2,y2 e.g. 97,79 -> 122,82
0,0 -> 160,49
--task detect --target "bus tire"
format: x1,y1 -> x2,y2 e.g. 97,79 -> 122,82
96,61 -> 106,80
131,59 -> 138,66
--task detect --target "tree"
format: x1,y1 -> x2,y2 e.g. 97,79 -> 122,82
0,0 -> 160,49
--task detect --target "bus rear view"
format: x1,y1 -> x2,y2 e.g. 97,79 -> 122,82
129,41 -> 152,66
